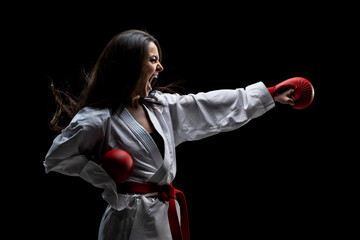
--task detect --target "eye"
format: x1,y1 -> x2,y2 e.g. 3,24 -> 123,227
149,56 -> 159,63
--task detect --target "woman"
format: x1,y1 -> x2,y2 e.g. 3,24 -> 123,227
44,29 -> 295,240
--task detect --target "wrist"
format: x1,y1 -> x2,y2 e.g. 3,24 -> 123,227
267,87 -> 275,99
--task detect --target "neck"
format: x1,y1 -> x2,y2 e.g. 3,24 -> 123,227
126,95 -> 141,109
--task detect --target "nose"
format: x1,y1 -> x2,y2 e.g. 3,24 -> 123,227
157,63 -> 164,72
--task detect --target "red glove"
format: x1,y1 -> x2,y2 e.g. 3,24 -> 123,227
102,149 -> 134,183
268,77 -> 315,109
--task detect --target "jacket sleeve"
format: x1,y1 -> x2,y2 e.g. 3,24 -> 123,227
158,81 -> 275,146
43,108 -> 118,206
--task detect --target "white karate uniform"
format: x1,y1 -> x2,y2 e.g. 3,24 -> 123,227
44,82 -> 275,239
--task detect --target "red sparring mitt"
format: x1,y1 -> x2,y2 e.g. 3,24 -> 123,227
268,77 -> 315,109
102,149 -> 134,183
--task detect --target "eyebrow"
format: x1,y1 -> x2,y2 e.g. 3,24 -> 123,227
149,55 -> 159,59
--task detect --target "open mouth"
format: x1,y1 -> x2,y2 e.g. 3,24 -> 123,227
148,75 -> 158,92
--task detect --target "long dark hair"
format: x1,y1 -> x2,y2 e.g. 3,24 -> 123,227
49,29 -> 177,134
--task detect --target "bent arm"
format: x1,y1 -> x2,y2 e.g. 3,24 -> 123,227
44,108 -> 118,205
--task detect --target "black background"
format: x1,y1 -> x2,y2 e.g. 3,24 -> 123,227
5,2 -> 357,239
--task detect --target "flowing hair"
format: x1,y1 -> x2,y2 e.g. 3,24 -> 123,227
49,29 -> 180,134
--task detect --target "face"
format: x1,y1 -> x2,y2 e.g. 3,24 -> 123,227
132,41 -> 164,98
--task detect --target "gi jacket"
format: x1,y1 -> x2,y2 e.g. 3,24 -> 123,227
44,81 -> 275,239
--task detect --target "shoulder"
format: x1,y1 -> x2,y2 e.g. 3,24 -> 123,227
147,90 -> 181,106
63,107 -> 111,136
73,107 -> 111,123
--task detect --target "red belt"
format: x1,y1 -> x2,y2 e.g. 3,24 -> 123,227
117,182 -> 190,240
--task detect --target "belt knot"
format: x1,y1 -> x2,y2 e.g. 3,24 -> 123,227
116,182 -> 190,240
158,184 -> 176,202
